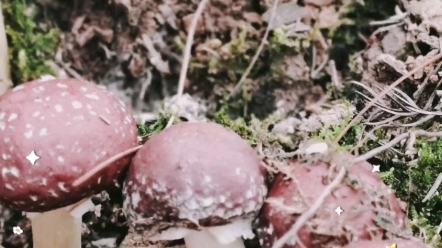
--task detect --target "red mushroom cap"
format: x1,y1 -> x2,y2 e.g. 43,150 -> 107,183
0,78 -> 138,212
342,239 -> 430,248
257,152 -> 406,248
123,122 -> 267,237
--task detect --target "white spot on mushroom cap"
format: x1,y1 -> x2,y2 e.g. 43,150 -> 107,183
56,83 -> 68,88
2,167 -> 20,179
8,113 -> 17,122
2,153 -> 10,160
85,94 -> 99,100
54,105 -> 63,112
39,128 -> 48,136
48,189 -> 58,197
5,184 -> 14,190
24,129 -> 33,139
58,182 -> 69,192
72,101 -> 83,109
131,192 -> 141,206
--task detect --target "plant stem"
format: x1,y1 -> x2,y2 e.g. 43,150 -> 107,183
0,1 -> 12,95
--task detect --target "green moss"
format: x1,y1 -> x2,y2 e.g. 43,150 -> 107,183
214,105 -> 258,145
137,115 -> 169,140
377,138 -> 442,245
409,206 -> 441,246
2,0 -> 59,83
213,105 -> 294,150
412,139 -> 442,225
380,167 -> 409,199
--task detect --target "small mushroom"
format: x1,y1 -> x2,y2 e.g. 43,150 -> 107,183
0,78 -> 138,248
123,122 -> 268,248
257,151 -> 406,247
342,239 -> 430,248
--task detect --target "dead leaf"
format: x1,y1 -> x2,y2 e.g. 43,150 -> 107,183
94,27 -> 114,44
262,2 -> 305,30
182,13 -> 206,35
75,26 -> 96,47
317,6 -> 340,29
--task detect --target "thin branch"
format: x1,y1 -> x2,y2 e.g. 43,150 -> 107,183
271,167 -> 347,248
165,0 -> 210,128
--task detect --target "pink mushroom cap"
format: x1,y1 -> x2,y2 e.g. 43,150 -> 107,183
257,152 -> 407,248
0,78 -> 138,212
123,122 -> 267,239
342,239 -> 430,248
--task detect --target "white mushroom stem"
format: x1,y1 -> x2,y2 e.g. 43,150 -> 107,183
149,219 -> 254,248
183,230 -> 245,248
26,198 -> 94,248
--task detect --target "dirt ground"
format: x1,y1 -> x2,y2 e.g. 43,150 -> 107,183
2,0 -> 442,247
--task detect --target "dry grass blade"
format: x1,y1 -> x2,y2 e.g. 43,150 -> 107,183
165,0 -> 210,128
364,115 -> 402,126
72,145 -> 143,187
355,91 -> 412,116
335,52 -> 442,143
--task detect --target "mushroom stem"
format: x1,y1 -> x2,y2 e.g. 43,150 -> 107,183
183,230 -> 246,248
27,198 -> 94,248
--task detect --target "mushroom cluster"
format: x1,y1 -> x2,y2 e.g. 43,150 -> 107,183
0,77 -> 139,248
0,77 -> 428,248
122,122 -> 268,248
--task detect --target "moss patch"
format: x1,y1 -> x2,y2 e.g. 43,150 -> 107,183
2,0 -> 59,83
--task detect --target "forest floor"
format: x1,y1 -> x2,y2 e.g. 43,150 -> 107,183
2,0 -> 442,247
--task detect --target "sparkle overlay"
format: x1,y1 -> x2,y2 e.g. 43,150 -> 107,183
372,164 -> 380,173
334,206 -> 344,215
26,151 -> 40,165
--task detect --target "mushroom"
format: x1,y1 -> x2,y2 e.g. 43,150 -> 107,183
123,122 -> 268,248
257,151 -> 406,247
0,78 -> 139,248
342,239 -> 430,248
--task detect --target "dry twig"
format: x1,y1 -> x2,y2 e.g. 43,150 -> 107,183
165,0 -> 210,128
